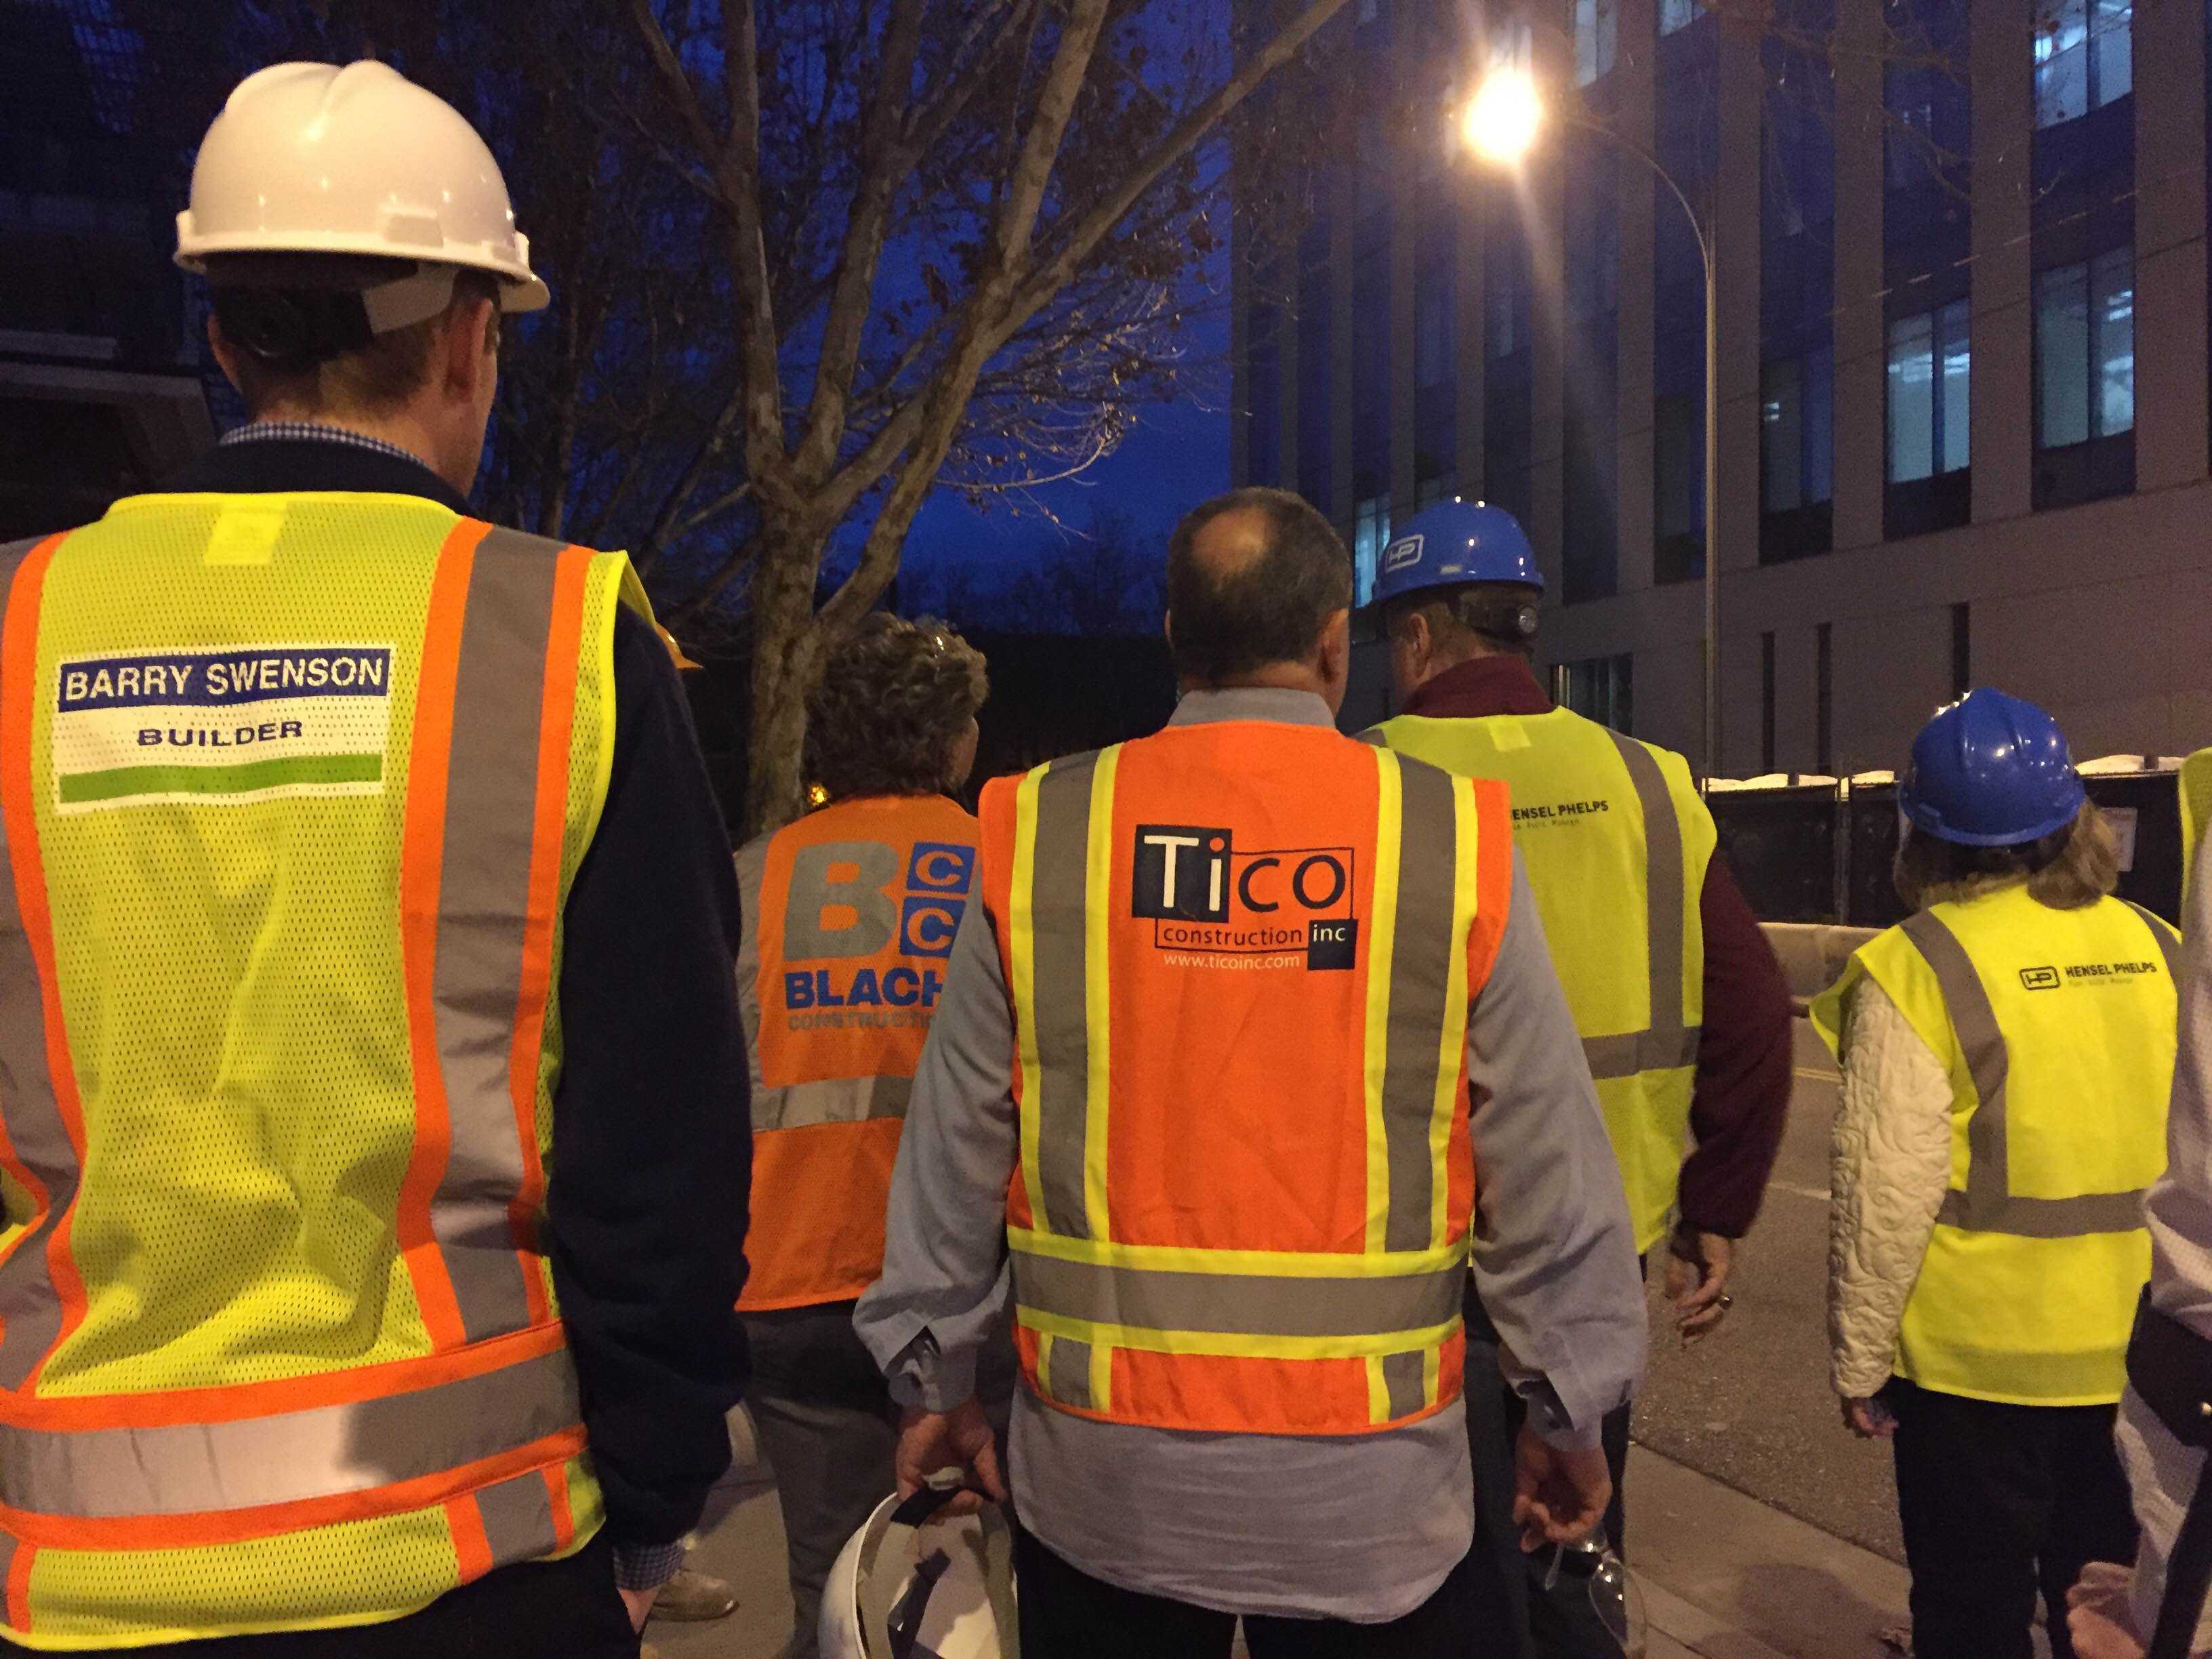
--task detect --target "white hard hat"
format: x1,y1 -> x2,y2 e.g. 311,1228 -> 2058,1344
820,1488 -> 1018,1659
176,62 -> 548,314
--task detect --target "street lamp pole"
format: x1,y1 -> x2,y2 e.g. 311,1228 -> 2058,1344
1462,78 -> 1723,778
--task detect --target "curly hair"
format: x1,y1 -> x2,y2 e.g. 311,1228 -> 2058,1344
805,614 -> 989,802
1894,801 -> 2121,914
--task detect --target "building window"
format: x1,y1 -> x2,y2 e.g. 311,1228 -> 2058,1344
2035,247 -> 2134,450
1887,300 -> 1971,481
1654,392 -> 1703,583
1555,654 -> 1635,734
1760,632 -> 1777,774
1563,414 -> 1618,604
1486,227 -> 1530,361
1761,351 -> 1834,562
1352,216 -> 1391,503
1296,218 -> 1334,518
1575,0 -> 1618,85
1815,623 -> 1832,774
1761,352 -> 1835,514
1353,497 -> 1391,607
1660,0 -> 1700,33
2035,0 -> 2132,129
1414,207 -> 1456,505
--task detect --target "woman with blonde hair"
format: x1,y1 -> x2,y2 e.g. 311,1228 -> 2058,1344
1813,689 -> 2180,1659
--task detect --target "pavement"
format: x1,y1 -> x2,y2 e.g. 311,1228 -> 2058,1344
1632,1021 -> 1904,1562
648,1025 -> 1980,1658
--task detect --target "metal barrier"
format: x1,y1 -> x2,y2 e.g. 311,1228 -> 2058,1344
1710,762 -> 2184,928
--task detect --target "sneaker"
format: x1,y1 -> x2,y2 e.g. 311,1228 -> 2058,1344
650,1566 -> 739,1622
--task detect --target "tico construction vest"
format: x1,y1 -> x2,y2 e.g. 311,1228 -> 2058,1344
1368,708 -> 1713,1252
1810,884 -> 2178,1405
0,494 -> 642,1647
978,721 -> 1513,1437
734,794 -> 977,1311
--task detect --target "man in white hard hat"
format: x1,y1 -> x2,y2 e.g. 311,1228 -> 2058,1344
0,62 -> 750,1655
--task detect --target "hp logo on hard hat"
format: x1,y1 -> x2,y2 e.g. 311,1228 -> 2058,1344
1381,534 -> 1425,574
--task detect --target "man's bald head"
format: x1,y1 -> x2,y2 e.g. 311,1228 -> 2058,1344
1166,487 -> 1353,685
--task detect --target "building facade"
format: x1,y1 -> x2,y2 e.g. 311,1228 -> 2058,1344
1233,0 -> 2211,777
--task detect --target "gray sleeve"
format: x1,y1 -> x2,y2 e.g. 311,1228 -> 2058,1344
852,899 -> 1018,1411
1465,850 -> 1650,1449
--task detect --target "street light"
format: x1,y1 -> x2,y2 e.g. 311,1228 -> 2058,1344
1459,66 -> 1723,781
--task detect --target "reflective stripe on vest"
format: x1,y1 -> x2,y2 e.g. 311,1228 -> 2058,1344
0,1340 -> 579,1521
0,536 -> 72,1393
996,738 -> 1494,1431
1901,905 -> 2171,1237
1581,733 -> 1698,1080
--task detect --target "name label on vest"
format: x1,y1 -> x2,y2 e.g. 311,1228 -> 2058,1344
52,645 -> 393,813
1130,823 -> 1360,972
2020,960 -> 2163,989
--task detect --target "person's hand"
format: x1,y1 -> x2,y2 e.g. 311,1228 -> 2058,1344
618,1586 -> 658,1633
2066,1562 -> 2146,1659
1664,1226 -> 1737,1347
1841,1395 -> 1896,1438
1512,1423 -> 1612,1550
895,1398 -> 1006,1518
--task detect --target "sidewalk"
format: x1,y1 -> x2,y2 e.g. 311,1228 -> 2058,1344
649,1430 -> 1919,1659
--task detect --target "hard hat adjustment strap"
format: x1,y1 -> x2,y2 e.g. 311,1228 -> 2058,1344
361,265 -> 462,335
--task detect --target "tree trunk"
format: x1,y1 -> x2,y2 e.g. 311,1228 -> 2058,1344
745,531 -> 827,834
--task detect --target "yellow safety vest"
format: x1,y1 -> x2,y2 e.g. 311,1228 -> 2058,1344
1368,707 -> 1713,1251
0,494 -> 642,1646
1809,884 -> 2177,1405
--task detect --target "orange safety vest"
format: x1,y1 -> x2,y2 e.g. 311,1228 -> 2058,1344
734,794 -> 979,1311
977,720 -> 1511,1437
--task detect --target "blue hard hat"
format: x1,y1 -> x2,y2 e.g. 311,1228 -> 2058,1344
1370,499 -> 1542,608
1898,689 -> 2087,848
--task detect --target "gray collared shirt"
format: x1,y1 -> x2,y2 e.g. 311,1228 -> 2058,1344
855,687 -> 1645,1622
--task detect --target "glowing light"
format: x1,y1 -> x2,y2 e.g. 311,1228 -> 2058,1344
1460,70 -> 1545,167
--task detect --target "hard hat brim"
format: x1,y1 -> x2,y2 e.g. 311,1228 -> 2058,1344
176,232 -> 548,314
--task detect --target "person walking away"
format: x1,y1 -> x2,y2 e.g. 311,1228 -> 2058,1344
733,614 -> 991,1657
853,487 -> 1648,1658
1812,689 -> 2175,1659
0,63 -> 751,1654
1362,499 -> 1792,1651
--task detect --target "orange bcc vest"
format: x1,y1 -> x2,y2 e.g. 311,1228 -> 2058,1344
735,794 -> 979,1311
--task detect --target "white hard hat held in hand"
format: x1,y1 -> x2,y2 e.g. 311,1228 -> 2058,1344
821,1485 -> 1018,1659
175,61 -> 548,313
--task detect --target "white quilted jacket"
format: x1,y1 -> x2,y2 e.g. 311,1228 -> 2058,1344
1826,973 -> 1954,1399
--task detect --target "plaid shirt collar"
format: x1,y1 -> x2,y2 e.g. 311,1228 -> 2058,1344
219,421 -> 426,470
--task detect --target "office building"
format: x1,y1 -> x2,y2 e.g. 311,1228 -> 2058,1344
1233,0 -> 2209,775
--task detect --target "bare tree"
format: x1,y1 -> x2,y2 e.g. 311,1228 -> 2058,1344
616,0 -> 1352,830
